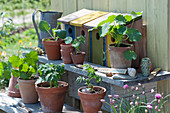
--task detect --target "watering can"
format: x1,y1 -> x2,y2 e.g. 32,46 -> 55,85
32,10 -> 62,50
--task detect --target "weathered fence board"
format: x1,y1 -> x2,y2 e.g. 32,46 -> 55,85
109,0 -> 127,13
78,0 -> 92,10
92,0 -> 109,11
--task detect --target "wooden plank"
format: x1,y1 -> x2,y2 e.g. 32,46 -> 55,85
70,11 -> 109,27
78,0 -> 92,10
109,0 -> 127,13
57,9 -> 94,24
51,0 -> 63,12
127,0 -> 146,24
92,30 -> 104,65
106,35 -> 113,67
142,24 -> 147,58
92,0 -> 109,11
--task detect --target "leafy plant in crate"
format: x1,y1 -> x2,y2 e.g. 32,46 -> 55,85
93,11 -> 142,68
0,61 -> 21,97
65,35 -> 86,65
39,20 -> 67,60
9,51 -> 39,103
36,63 -> 68,113
76,64 -> 106,113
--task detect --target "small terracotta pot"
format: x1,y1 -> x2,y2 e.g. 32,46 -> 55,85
70,52 -> 86,65
18,78 -> 38,104
7,73 -> 21,98
109,43 -> 133,69
78,86 -> 106,113
43,38 -> 64,60
36,81 -> 68,113
60,44 -> 75,64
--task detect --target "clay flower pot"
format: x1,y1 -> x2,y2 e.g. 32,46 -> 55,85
18,78 -> 38,104
70,52 -> 86,65
109,44 -> 133,69
78,86 -> 106,113
43,38 -> 64,60
36,81 -> 68,113
7,73 -> 21,98
60,43 -> 75,64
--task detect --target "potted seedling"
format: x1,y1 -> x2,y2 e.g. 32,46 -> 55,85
39,20 -> 67,60
36,63 -> 68,113
94,11 -> 142,68
9,51 -> 39,103
77,64 -> 106,113
0,61 -> 21,97
65,35 -> 86,65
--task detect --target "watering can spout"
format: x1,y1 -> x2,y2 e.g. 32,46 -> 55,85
32,10 -> 62,50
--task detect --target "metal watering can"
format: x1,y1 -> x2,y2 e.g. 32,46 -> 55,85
32,10 -> 62,50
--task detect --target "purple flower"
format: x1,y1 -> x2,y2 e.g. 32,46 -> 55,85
132,95 -> 136,99
136,87 -> 139,91
142,91 -> 145,95
110,99 -> 115,105
155,93 -> 162,99
114,95 -> 119,99
147,104 -> 153,109
98,111 -> 103,113
145,109 -> 148,113
142,85 -> 145,89
158,109 -> 161,112
100,99 -> 105,103
131,86 -> 135,91
151,89 -> 155,94
123,84 -> 128,89
155,106 -> 158,110
158,99 -> 161,103
108,95 -> 112,98
114,105 -> 118,108
136,96 -> 139,100
138,83 -> 142,86
130,102 -> 133,105
135,101 -> 139,106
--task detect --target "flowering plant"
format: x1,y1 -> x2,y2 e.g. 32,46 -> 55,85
99,83 -> 170,113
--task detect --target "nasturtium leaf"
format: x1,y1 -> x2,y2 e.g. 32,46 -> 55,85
131,11 -> 142,16
77,35 -> 85,44
21,64 -> 29,72
55,29 -> 67,39
65,36 -> 73,44
52,28 -> 56,39
97,20 -> 106,27
72,39 -> 80,48
9,55 -> 24,68
39,21 -> 51,33
126,28 -> 141,42
99,22 -> 110,37
106,15 -> 116,23
117,26 -> 127,35
3,70 -> 11,79
125,15 -> 132,22
115,15 -> 126,25
20,72 -> 31,80
25,51 -> 39,68
124,50 -> 137,61
11,69 -> 20,77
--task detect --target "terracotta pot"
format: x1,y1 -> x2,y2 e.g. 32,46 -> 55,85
78,86 -> 106,113
109,43 -> 133,69
18,78 -> 38,104
70,52 -> 86,65
60,44 -> 75,64
7,73 -> 21,98
43,38 -> 64,60
36,81 -> 68,113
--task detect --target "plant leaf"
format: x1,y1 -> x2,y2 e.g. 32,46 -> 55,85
117,26 -> 127,35
125,15 -> 132,22
124,50 -> 137,61
77,35 -> 85,44
9,55 -> 24,68
39,20 -> 51,33
72,39 -> 80,48
65,36 -> 73,44
99,22 -> 110,37
106,15 -> 116,23
126,28 -> 141,42
55,29 -> 67,39
25,51 -> 39,68
115,15 -> 127,25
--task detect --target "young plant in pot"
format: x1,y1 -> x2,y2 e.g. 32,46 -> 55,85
94,12 -> 142,69
36,63 -> 68,113
77,64 -> 106,113
65,35 -> 86,65
0,61 -> 21,97
39,20 -> 67,60
9,51 -> 39,103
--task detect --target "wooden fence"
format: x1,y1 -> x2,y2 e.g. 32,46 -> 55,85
51,0 -> 170,107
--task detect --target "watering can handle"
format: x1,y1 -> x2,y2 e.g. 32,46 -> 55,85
32,10 -> 42,41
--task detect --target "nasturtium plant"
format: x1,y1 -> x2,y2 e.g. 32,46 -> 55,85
37,63 -> 65,88
39,20 -> 67,40
92,11 -> 142,61
9,51 -> 39,80
65,35 -> 85,53
76,64 -> 102,91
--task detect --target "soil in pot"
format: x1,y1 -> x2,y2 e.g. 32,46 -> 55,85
18,78 -> 38,104
78,86 -> 106,113
109,43 -> 133,69
43,38 -> 64,60
36,81 -> 68,113
70,52 -> 86,65
60,44 -> 75,64
7,73 -> 21,98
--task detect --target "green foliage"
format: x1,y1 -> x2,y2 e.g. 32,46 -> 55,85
37,63 -> 65,88
9,51 -> 39,80
94,11 -> 142,61
65,35 -> 85,53
39,20 -> 66,40
124,50 -> 137,61
76,64 -> 102,90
